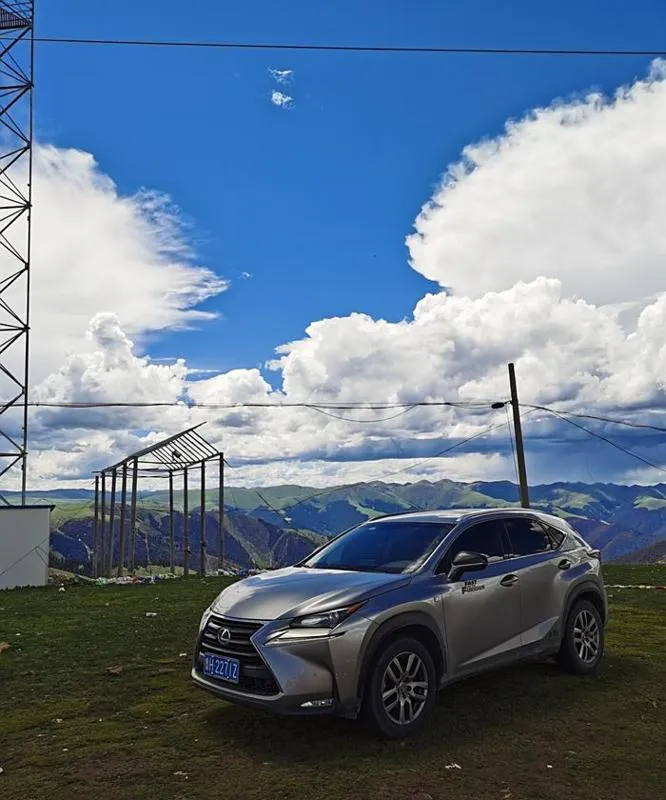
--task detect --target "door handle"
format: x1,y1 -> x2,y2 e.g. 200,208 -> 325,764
558,559 -> 572,570
500,574 -> 518,587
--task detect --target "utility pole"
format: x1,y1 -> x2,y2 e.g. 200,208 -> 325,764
508,362 -> 530,508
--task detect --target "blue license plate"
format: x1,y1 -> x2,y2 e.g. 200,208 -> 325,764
203,653 -> 240,684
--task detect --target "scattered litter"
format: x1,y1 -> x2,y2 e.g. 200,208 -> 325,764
106,665 -> 124,676
173,771 -> 189,780
607,584 -> 666,590
98,719 -> 103,723
444,763 -> 461,770
62,748 -> 69,753
145,612 -> 158,617
53,718 -> 63,724
0,766 -> 4,775
15,633 -> 21,637
58,586 -> 65,593
94,574 -> 181,587
178,653 -> 188,658
547,764 -> 553,769
0,642 -> 10,655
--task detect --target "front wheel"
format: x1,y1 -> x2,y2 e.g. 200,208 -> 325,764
362,637 -> 437,739
557,599 -> 604,674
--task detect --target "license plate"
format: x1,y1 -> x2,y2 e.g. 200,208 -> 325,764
203,653 -> 240,684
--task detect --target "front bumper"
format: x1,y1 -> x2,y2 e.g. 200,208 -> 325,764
191,612 -> 375,717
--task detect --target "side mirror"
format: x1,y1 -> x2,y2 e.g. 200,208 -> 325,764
447,550 -> 488,582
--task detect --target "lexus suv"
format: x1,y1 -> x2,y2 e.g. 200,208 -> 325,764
192,508 -> 607,738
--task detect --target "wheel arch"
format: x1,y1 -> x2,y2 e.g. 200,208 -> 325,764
563,580 -> 607,625
356,612 -> 446,704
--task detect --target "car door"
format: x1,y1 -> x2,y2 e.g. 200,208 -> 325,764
500,516 -> 565,649
437,519 -> 523,676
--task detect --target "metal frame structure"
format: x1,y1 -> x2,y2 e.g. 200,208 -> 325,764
0,2 -> 34,503
93,424 -> 225,579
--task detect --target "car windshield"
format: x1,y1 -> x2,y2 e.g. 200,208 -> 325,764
301,520 -> 455,574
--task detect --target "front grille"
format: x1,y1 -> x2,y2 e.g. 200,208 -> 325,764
197,615 -> 280,696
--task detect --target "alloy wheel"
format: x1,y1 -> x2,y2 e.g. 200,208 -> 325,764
381,651 -> 429,725
573,608 -> 600,664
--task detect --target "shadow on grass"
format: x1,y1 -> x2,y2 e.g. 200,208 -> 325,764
203,652 -> 648,765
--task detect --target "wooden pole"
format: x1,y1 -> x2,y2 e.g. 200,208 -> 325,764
508,362 -> 530,508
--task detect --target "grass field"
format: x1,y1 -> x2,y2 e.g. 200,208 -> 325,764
1,566 -> 664,800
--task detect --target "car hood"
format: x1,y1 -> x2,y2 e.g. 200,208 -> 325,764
210,567 -> 410,621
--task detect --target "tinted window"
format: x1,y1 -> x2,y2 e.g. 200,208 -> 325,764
542,523 -> 565,548
302,521 -> 454,574
503,517 -> 551,556
437,520 -> 505,573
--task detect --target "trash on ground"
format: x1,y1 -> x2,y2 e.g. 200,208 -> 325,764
444,763 -> 461,770
178,652 -> 188,658
58,586 -> 65,593
145,612 -> 158,617
53,718 -> 63,724
173,771 -> 189,780
106,665 -> 124,676
0,642 -> 10,655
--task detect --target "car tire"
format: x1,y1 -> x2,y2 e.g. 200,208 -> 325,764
362,636 -> 437,740
557,599 -> 604,675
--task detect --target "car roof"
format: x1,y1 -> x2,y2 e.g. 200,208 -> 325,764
370,507 -> 568,527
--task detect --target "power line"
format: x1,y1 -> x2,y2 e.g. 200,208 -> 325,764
12,36 -> 666,58
10,399 -> 496,411
540,407 -> 666,477
283,415 -> 513,514
522,404 -> 666,434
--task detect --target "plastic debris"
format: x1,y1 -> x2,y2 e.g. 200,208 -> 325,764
62,748 -> 69,753
58,585 -> 65,593
145,612 -> 158,617
15,633 -> 21,637
444,763 -> 461,770
173,771 -> 189,780
54,718 -> 63,724
0,642 -> 10,655
178,652 -> 188,658
106,665 -> 124,676
547,764 -> 553,769
93,573 -> 181,587
0,766 -> 4,775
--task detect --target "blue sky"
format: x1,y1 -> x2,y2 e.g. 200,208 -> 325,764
17,0 -> 666,488
36,0 -> 665,378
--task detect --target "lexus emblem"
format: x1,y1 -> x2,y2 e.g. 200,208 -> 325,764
217,627 -> 231,644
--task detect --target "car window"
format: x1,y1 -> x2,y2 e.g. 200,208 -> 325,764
541,523 -> 565,549
436,520 -> 505,574
503,517 -> 552,556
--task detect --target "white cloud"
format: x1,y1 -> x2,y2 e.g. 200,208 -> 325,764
269,68 -> 294,84
407,60 -> 666,308
270,90 -> 293,109
11,62 -> 666,490
240,271 -> 253,279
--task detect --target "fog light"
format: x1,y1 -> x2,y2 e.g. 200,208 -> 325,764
300,698 -> 334,708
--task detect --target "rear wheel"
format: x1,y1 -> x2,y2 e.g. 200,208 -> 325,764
557,599 -> 604,674
362,636 -> 437,739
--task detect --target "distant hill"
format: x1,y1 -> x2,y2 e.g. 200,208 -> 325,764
13,479 -> 666,573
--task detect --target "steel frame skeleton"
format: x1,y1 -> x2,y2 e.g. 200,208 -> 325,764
0,2 -> 34,504
94,425 -> 225,579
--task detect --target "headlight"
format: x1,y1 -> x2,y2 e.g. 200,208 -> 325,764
290,602 -> 364,630
198,605 -> 213,632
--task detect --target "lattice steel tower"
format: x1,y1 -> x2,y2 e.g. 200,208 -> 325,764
0,2 -> 33,503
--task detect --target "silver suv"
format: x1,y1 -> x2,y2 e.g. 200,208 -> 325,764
192,508 -> 607,738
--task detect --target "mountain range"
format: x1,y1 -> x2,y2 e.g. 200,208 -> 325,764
9,479 -> 666,574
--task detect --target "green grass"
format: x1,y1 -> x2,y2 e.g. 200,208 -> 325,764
1,566 -> 664,800
634,496 -> 666,510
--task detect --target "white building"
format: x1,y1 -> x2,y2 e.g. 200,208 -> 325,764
0,505 -> 53,590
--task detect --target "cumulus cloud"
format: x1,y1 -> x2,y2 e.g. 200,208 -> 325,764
407,60 -> 666,307
270,90 -> 293,109
11,62 -> 666,490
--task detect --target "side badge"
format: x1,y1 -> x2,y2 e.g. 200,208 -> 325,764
462,578 -> 485,594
